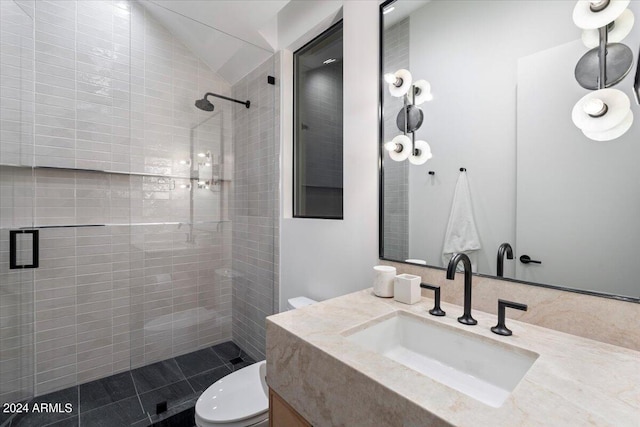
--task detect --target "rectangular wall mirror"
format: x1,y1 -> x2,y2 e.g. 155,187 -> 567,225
379,0 -> 640,302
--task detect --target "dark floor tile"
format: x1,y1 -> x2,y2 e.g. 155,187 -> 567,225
45,415 -> 79,427
79,396 -> 146,427
147,396 -> 197,426
138,381 -> 196,417
11,386 -> 78,427
174,348 -> 225,378
149,406 -> 194,427
230,359 -> 255,372
1,409 -> 15,426
79,371 -> 137,413
210,341 -> 246,363
186,365 -> 232,394
131,360 -> 185,394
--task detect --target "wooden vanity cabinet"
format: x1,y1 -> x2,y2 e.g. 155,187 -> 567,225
269,388 -> 312,427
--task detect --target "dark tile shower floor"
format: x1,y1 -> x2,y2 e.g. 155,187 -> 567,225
2,342 -> 256,427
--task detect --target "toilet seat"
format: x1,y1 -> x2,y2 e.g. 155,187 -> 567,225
195,360 -> 268,427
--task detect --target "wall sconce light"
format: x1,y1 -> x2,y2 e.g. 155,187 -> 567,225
409,140 -> 433,165
384,69 -> 413,97
384,135 -> 411,161
572,0 -> 635,141
581,8 -> 634,47
383,69 -> 434,164
572,88 -> 633,140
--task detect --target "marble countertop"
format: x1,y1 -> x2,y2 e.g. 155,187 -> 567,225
266,289 -> 640,427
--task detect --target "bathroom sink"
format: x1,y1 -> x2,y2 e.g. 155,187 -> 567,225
343,311 -> 538,407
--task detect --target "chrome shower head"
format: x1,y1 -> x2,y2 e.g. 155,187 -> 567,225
195,97 -> 215,112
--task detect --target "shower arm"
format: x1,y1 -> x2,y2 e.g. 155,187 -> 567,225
204,92 -> 250,108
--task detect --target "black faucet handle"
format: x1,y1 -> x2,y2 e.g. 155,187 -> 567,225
491,299 -> 528,336
419,283 -> 446,316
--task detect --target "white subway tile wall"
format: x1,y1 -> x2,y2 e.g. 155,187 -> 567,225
231,57 -> 279,362
0,0 -> 274,400
0,0 -> 35,406
0,0 -> 35,167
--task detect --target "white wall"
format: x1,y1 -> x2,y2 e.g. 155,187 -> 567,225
406,1 -> 579,276
517,37 -> 640,298
278,1 -> 380,309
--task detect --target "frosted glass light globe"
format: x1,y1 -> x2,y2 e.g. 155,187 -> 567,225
387,135 -> 411,161
583,110 -> 634,140
408,140 -> 432,165
573,0 -> 630,29
581,8 -> 634,48
387,69 -> 412,97
413,80 -> 433,105
572,88 -> 629,132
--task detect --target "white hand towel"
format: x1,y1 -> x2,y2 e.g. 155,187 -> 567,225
442,172 -> 481,271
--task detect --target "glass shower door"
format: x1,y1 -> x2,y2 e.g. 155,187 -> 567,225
0,0 -> 36,411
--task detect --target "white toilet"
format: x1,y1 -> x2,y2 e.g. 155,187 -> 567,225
194,297 -> 317,427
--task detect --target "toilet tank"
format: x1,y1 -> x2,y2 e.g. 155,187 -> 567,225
286,297 -> 317,310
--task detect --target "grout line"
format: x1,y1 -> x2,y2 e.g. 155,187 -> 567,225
77,384 -> 80,427
128,370 -> 146,421
182,372 -> 196,395
30,0 -> 38,402
172,357 -> 191,386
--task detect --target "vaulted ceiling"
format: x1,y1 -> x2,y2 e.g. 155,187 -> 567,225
140,0 -> 290,84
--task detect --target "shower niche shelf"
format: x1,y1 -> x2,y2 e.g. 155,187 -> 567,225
19,220 -> 233,230
0,163 -> 231,182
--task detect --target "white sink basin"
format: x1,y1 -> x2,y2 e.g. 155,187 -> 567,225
343,311 -> 538,407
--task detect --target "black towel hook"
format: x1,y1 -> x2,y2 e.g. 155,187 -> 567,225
460,167 -> 466,172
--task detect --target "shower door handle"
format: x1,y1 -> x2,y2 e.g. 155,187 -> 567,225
9,229 -> 39,269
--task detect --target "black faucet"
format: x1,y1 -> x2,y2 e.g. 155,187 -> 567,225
491,299 -> 528,336
496,243 -> 513,277
446,253 -> 477,325
419,283 -> 446,316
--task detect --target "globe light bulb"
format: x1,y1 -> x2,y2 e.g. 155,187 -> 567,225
384,141 -> 398,152
387,135 -> 411,161
384,73 -> 397,84
583,98 -> 606,116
